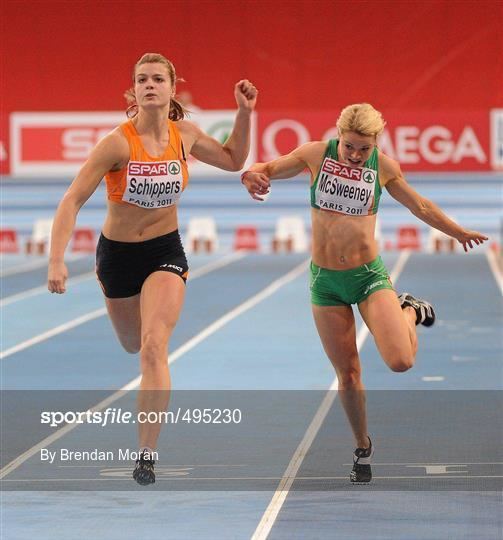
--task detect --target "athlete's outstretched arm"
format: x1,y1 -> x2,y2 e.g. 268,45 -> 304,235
183,80 -> 258,171
48,132 -> 127,293
241,142 -> 322,201
383,156 -> 488,252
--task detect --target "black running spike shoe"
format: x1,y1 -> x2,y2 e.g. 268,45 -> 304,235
133,452 -> 156,486
350,437 -> 373,484
398,293 -> 436,327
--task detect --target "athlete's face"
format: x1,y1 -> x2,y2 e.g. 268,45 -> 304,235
134,63 -> 174,109
338,132 -> 376,168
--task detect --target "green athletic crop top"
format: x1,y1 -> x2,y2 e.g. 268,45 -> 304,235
310,139 -> 381,216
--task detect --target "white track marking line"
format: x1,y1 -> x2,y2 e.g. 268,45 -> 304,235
1,271 -> 96,307
251,250 -> 411,540
188,250 -> 247,279
0,250 -> 246,308
122,258 -> 308,391
0,253 -> 85,278
486,250 -> 503,295
0,308 -> 108,360
0,258 -> 309,479
0,252 -> 248,357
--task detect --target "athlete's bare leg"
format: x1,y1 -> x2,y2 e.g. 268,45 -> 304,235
358,288 -> 417,372
312,304 -> 369,449
105,295 -> 142,353
137,271 -> 185,450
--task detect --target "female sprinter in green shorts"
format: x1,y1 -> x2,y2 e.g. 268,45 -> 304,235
241,103 -> 487,483
48,53 -> 257,485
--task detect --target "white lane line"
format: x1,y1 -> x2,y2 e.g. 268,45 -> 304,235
451,355 -> 479,362
422,376 -> 445,382
0,271 -> 96,307
251,250 -> 411,540
0,254 -> 86,278
122,258 -> 308,391
188,250 -> 246,279
0,258 -> 309,479
387,251 -> 411,288
0,250 -> 246,308
0,252 -> 248,358
486,250 -> 503,295
0,308 -> 107,360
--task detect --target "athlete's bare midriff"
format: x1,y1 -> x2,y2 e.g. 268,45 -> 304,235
102,201 -> 179,242
311,202 -> 378,270
306,141 -> 386,270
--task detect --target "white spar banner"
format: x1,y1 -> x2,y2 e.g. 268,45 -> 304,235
10,111 -> 256,177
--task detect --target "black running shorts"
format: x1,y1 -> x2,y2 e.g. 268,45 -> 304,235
96,230 -> 189,298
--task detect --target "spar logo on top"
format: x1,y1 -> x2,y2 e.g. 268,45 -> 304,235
257,110 -> 503,172
9,111 -> 257,177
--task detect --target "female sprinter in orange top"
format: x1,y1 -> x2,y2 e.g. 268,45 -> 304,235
241,103 -> 487,484
48,53 -> 258,485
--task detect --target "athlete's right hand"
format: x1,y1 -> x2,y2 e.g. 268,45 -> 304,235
241,171 -> 271,201
48,260 -> 68,294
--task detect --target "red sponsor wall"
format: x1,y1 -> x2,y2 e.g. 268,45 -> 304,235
1,0 -> 502,175
12,110 -> 502,175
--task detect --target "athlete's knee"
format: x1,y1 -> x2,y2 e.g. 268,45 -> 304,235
140,334 -> 168,369
335,364 -> 362,388
389,361 -> 413,373
123,342 -> 141,354
377,337 -> 414,372
386,352 -> 415,372
338,369 -> 362,388
118,336 -> 141,354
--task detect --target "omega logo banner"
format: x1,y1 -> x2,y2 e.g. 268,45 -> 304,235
258,110 -> 502,172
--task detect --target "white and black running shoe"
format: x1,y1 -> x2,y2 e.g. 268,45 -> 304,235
350,437 -> 373,484
398,293 -> 436,327
133,451 -> 155,486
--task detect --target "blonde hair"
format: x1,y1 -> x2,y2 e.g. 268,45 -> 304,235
124,53 -> 187,120
336,103 -> 386,137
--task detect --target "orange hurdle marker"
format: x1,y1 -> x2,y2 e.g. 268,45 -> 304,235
0,229 -> 19,253
397,225 -> 421,250
234,226 -> 259,251
71,228 -> 96,252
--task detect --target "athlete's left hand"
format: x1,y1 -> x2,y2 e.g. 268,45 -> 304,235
235,80 -> 258,112
241,170 -> 270,201
456,229 -> 489,252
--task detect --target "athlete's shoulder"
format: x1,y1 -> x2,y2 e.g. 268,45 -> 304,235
174,119 -> 203,151
90,126 -> 129,168
99,125 -> 129,147
377,149 -> 402,182
175,119 -> 199,136
304,140 -> 328,151
293,141 -> 327,159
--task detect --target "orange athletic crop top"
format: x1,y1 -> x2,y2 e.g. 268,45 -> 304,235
105,120 -> 189,209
